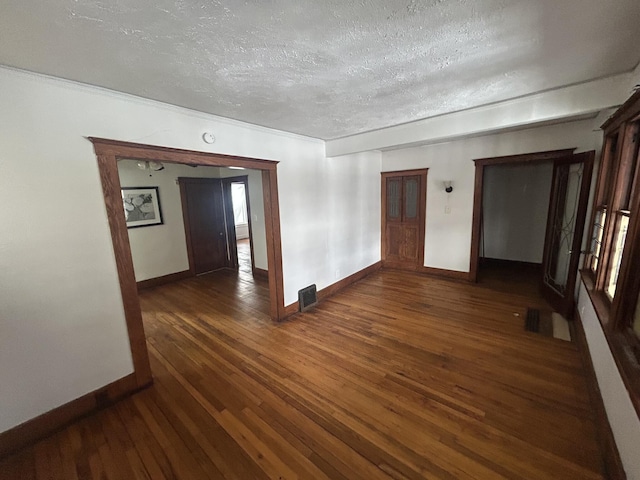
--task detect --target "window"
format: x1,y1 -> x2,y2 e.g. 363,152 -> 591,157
588,207 -> 606,272
604,211 -> 629,300
586,134 -> 618,274
582,90 -> 640,415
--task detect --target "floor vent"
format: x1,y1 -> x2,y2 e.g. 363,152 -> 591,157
525,308 -> 554,337
298,284 -> 318,312
525,308 -> 540,332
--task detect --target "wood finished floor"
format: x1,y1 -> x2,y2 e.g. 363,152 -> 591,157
0,267 -> 604,479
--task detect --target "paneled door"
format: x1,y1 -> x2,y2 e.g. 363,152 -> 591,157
540,151 -> 594,317
381,170 -> 427,269
179,177 -> 237,275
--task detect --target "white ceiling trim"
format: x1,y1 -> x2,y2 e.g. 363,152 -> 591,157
326,73 -> 633,157
0,65 -> 325,145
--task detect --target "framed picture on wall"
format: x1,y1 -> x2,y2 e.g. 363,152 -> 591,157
121,187 -> 163,228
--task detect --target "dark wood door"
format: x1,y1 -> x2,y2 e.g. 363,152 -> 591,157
180,178 -> 235,274
541,151 -> 594,317
382,170 -> 427,269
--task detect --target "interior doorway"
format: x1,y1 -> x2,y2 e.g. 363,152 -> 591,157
227,176 -> 255,275
91,138 -> 285,390
470,149 -> 594,318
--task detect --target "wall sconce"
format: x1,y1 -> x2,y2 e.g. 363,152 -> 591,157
443,181 -> 453,193
137,161 -> 165,172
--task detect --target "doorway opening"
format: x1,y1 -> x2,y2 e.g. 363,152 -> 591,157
91,138 -> 285,390
470,149 -> 594,319
228,176 -> 256,276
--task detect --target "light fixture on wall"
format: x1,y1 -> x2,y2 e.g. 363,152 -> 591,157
443,181 -> 453,193
202,132 -> 216,144
137,161 -> 165,172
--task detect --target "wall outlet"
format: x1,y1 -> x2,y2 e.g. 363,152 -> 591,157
444,205 -> 451,214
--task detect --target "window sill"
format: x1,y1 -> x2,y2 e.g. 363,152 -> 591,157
580,270 -> 611,328
579,269 -> 640,419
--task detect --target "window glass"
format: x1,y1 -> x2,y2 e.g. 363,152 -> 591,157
589,208 -> 607,272
605,214 -> 629,300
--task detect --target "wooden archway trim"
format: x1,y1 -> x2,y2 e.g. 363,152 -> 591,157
469,148 -> 576,283
90,137 -> 286,389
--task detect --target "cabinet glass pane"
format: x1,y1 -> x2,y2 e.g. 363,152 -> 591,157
387,178 -> 401,220
404,177 -> 419,220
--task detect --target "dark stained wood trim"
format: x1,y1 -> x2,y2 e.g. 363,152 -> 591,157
91,138 -> 286,410
581,270 -> 613,330
284,301 -> 300,317
583,134 -> 618,274
88,137 -> 278,170
601,88 -> 640,132
318,261 -> 383,302
573,306 -> 627,480
419,266 -> 471,282
473,148 -> 577,166
252,267 -> 269,278
177,178 -> 197,276
479,257 -> 542,270
136,270 -> 192,290
598,124 -> 640,296
261,170 -> 286,321
95,153 -> 153,387
381,168 -> 430,177
0,373 -> 144,459
540,152 -> 595,318
469,163 -> 485,283
283,261 -> 383,318
469,148 -> 577,282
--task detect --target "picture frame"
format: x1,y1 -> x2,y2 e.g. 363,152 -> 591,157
121,187 -> 164,228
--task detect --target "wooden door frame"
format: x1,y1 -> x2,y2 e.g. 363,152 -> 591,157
381,169 -> 428,270
469,149 -> 576,283
222,175 -> 256,273
90,138 -> 286,389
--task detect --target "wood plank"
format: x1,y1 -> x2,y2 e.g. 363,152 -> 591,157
1,268 -> 608,479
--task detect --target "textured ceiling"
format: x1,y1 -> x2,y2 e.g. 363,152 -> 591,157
1,0 -> 639,140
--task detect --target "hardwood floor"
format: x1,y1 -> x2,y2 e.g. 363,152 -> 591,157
236,238 -> 252,275
0,268 -> 604,479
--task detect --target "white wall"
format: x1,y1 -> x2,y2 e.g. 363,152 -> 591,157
281,150 -> 382,296
482,162 -> 553,263
628,61 -> 640,93
577,282 -> 640,480
0,66 -> 381,433
118,162 -> 268,281
381,118 -> 601,272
